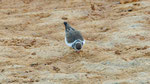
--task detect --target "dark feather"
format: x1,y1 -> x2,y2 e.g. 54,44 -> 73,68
64,22 -> 75,32
66,30 -> 84,43
64,22 -> 84,43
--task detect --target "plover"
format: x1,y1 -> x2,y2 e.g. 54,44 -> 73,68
64,22 -> 85,51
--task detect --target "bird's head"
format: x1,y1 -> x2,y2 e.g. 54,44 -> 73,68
72,42 -> 83,51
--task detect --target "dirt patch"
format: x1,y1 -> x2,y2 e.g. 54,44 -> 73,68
0,0 -> 150,84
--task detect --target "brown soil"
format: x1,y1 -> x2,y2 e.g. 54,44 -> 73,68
0,0 -> 150,84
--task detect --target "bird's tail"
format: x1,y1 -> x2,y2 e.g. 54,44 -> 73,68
64,22 -> 73,32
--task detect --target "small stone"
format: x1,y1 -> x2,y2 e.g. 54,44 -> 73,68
31,52 -> 36,55
115,50 -> 121,55
62,17 -> 68,20
35,80 -> 39,82
30,63 -> 38,67
53,66 -> 60,72
91,4 -> 95,11
1,69 -> 4,72
128,9 -> 133,12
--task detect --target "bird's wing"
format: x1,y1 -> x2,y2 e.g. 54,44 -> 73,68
66,30 -> 84,43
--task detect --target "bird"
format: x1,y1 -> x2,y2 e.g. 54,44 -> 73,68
64,22 -> 85,51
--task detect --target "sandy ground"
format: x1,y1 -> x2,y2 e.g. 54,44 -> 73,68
0,0 -> 150,84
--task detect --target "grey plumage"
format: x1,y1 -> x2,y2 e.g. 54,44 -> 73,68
64,22 -> 85,51
66,30 -> 84,43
